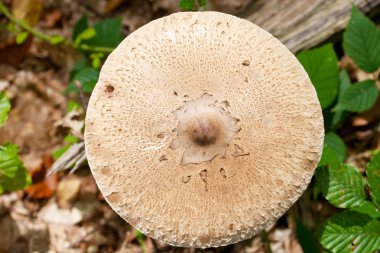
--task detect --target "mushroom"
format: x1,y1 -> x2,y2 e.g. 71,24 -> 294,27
84,12 -> 324,248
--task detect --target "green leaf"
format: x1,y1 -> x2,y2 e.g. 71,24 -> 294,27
198,0 -> 207,7
295,218 -> 320,253
333,80 -> 378,113
343,6 -> 380,73
79,28 -> 96,40
330,70 -> 351,129
316,164 -> 366,208
64,134 -> 79,144
52,146 -> 69,160
179,0 -> 195,10
15,31 -> 28,44
0,93 -> 10,128
85,19 -> 122,48
75,27 -> 96,45
350,201 -> 380,218
134,229 -> 146,251
52,135 -> 79,160
367,151 -> 380,208
91,56 -> 101,69
70,59 -> 89,79
318,211 -> 380,253
72,15 -> 88,40
297,44 -> 339,109
6,22 -> 16,33
324,132 -> 346,162
50,35 -> 65,44
66,67 -> 99,93
318,146 -> 341,169
0,144 -> 31,193
67,100 -> 81,112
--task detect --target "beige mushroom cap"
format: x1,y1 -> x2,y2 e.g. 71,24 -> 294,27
85,12 -> 324,248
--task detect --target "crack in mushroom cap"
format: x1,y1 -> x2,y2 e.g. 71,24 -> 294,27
85,12 -> 324,248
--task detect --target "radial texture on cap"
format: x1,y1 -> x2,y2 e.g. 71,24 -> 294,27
85,12 -> 324,248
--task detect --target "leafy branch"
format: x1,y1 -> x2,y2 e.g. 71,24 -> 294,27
0,1 -> 114,53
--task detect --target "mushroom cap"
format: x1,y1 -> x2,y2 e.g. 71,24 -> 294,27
85,12 -> 324,248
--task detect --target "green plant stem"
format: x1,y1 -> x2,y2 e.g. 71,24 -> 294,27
78,44 -> 114,53
0,1 -> 114,53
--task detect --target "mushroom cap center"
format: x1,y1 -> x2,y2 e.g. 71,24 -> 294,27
188,115 -> 220,146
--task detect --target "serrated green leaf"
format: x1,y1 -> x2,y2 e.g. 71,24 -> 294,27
15,31 -> 28,44
72,15 -> 88,40
318,211 -> 380,253
324,132 -> 346,162
295,218 -> 320,253
318,146 -> 341,169
330,70 -> 351,129
66,67 -> 99,93
316,164 -> 366,208
85,19 -> 122,48
350,201 -> 380,218
179,0 -> 195,10
333,80 -> 378,113
0,144 -> 31,193
0,93 -> 11,128
367,151 -> 380,208
343,6 -> 380,73
297,44 -> 339,109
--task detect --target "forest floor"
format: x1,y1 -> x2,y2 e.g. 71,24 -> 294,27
0,0 -> 380,253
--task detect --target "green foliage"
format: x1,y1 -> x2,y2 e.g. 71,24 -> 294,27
0,144 -> 31,194
74,27 -> 96,46
318,211 -> 380,253
72,15 -> 89,41
324,132 -> 346,162
295,219 -> 320,253
0,92 -> 10,128
87,19 -> 122,48
333,80 -> 378,113
316,150 -> 380,252
297,43 -> 339,109
67,16 -> 123,93
316,164 -> 366,209
134,230 -> 146,252
15,31 -> 28,44
350,201 -> 380,218
179,0 -> 207,10
67,100 -> 81,112
66,60 -> 100,93
367,152 -> 380,208
74,16 -> 122,49
52,135 -> 80,160
318,146 -> 340,170
49,35 -> 65,44
343,6 -> 380,73
330,70 -> 351,129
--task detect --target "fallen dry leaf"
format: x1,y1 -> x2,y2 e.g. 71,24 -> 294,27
57,175 -> 82,208
12,0 -> 42,26
26,155 -> 58,199
43,9 -> 63,28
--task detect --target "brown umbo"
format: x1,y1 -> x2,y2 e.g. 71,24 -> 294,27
85,12 -> 324,248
